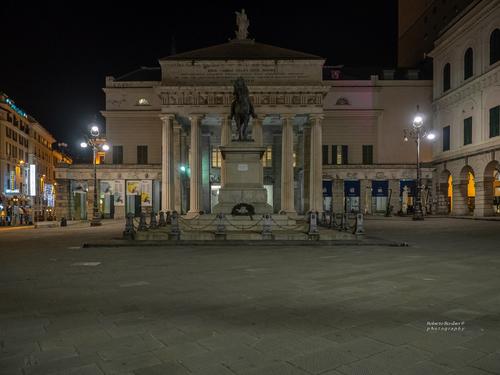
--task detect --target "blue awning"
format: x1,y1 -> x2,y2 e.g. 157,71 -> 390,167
372,180 -> 388,197
344,180 -> 360,197
322,180 -> 332,197
400,180 -> 416,196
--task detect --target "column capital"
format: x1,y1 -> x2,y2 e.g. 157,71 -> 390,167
309,113 -> 324,121
280,113 -> 295,120
160,113 -> 175,122
189,114 -> 205,121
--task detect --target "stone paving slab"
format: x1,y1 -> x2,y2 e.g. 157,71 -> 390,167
1,218 -> 500,375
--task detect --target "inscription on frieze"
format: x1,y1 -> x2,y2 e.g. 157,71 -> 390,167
161,61 -> 322,85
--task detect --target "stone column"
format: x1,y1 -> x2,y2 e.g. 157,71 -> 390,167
220,116 -> 232,187
309,114 -> 323,213
451,181 -> 467,216
161,114 -> 175,213
173,123 -> 182,213
280,114 -> 296,215
388,179 -> 400,214
252,117 -> 263,146
437,182 -> 450,214
361,179 -> 372,214
220,115 -> 232,146
474,178 -> 494,217
302,124 -> 311,212
187,115 -> 202,217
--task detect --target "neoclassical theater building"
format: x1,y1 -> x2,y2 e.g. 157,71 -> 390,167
55,24 -> 436,220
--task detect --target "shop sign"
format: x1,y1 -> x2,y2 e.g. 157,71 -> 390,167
140,180 -> 152,207
126,180 -> 140,195
29,164 -> 36,196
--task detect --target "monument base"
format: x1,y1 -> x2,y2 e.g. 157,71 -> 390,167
213,141 -> 273,214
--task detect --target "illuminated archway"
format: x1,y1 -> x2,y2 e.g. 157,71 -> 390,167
467,171 -> 475,198
484,160 -> 500,215
448,174 -> 453,212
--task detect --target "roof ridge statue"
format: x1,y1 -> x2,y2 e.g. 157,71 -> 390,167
235,9 -> 249,40
231,77 -> 256,141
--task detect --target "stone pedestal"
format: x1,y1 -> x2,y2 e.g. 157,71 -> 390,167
213,141 -> 272,214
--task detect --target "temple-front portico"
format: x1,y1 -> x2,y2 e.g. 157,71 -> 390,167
158,110 -> 326,216
155,33 -> 328,216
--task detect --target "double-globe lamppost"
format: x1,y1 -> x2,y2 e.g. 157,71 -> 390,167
80,124 -> 109,226
403,106 -> 435,221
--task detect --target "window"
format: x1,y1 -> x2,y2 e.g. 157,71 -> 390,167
362,145 -> 373,164
464,117 -> 472,145
322,145 -> 329,165
490,28 -> 500,65
262,146 -> 272,167
211,147 -> 222,168
443,126 -> 451,151
464,48 -> 473,80
490,106 -> 500,138
332,145 -> 348,165
112,145 -> 123,164
443,63 -> 451,92
137,145 -> 148,164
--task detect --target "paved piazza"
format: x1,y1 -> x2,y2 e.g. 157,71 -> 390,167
1,219 -> 500,375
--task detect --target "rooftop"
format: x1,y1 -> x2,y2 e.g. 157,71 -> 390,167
114,67 -> 161,82
161,39 -> 323,61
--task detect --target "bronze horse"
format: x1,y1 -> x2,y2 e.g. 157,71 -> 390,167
231,77 -> 256,141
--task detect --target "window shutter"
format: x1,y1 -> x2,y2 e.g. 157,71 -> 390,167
341,145 -> 348,165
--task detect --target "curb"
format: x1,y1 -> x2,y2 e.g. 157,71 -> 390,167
82,238 -> 405,248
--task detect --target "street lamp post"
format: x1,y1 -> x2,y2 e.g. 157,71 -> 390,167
80,124 -> 109,227
404,105 -> 435,221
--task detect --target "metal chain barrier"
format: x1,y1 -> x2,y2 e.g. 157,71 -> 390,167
222,215 -> 263,230
178,215 -> 219,230
269,215 -> 304,231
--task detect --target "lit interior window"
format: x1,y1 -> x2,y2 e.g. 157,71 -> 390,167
262,146 -> 272,167
211,148 -> 222,168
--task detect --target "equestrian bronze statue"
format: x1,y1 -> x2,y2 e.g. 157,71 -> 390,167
231,77 -> 256,141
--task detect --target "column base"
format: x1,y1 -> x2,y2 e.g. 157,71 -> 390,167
279,209 -> 297,218
185,211 -> 202,219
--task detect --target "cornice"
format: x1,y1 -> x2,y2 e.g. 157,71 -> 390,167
433,65 -> 499,109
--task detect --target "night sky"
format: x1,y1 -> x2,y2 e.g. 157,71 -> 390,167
0,1 -> 397,158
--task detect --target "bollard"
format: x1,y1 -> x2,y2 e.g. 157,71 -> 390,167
158,211 -> 166,227
166,211 -> 172,224
149,211 -> 158,229
170,211 -> 180,240
215,213 -> 226,239
123,213 -> 136,239
353,213 -> 365,235
138,212 -> 148,231
261,214 -> 272,240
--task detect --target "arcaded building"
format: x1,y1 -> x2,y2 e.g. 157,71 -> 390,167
430,0 -> 500,216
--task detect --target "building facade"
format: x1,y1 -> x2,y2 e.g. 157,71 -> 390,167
0,93 -> 62,221
55,36 -> 434,220
429,0 -> 500,216
398,0 -> 475,67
